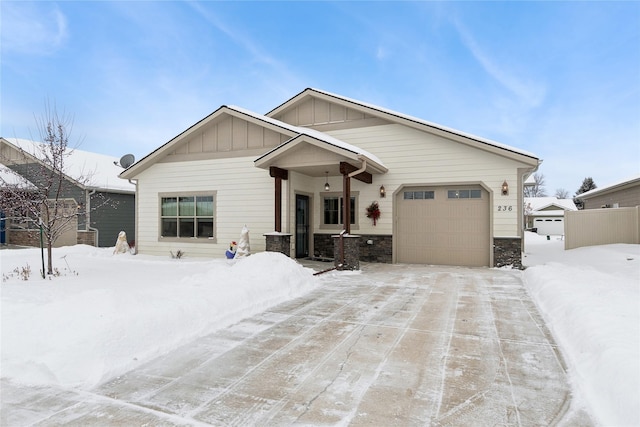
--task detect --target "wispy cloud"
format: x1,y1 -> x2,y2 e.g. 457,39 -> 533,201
1,2 -> 68,55
454,19 -> 546,110
186,1 -> 306,101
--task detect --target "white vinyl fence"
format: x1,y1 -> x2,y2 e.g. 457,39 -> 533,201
564,206 -> 640,250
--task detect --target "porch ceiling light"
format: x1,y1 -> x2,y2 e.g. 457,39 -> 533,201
324,171 -> 330,191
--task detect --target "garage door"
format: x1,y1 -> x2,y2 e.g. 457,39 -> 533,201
534,218 -> 564,236
396,186 -> 490,267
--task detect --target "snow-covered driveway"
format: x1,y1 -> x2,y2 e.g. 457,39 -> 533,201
3,263 -> 592,426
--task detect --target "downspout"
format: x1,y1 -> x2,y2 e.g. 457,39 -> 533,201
348,158 -> 367,179
129,179 -> 138,255
314,229 -> 346,276
87,189 -> 99,247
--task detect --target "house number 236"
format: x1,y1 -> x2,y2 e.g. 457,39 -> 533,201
497,205 -> 513,211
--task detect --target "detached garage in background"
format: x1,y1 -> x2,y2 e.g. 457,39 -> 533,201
525,197 -> 577,236
121,88 -> 540,268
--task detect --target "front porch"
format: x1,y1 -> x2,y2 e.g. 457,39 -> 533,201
255,133 -> 388,270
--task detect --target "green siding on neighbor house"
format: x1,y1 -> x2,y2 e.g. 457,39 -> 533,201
90,191 -> 135,247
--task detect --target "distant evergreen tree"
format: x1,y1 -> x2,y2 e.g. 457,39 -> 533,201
573,177 -> 597,209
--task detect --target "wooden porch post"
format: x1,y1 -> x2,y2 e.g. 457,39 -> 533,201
269,167 -> 288,232
343,173 -> 351,234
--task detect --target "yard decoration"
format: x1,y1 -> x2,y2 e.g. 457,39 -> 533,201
366,201 -> 381,226
225,241 -> 237,259
234,226 -> 251,259
113,231 -> 130,254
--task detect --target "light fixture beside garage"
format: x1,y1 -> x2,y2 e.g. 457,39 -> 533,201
324,171 -> 330,191
501,180 -> 509,196
379,185 -> 386,198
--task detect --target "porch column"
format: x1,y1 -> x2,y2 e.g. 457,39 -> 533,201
343,172 -> 351,234
269,167 -> 288,232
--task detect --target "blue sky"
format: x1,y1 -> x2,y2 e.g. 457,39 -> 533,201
2,1 -> 639,195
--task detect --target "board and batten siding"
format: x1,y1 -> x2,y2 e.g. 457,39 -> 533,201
325,124 -> 527,238
90,191 -> 135,247
135,156 -> 273,258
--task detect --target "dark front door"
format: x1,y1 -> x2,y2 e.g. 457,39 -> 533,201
295,194 -> 309,258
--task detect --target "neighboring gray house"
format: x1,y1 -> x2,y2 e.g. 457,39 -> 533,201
579,174 -> 640,209
121,88 -> 541,268
0,137 -> 135,248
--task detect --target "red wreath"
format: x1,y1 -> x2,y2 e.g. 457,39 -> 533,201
366,201 -> 381,226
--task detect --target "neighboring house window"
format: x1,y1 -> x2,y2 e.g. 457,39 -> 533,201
160,193 -> 215,240
447,189 -> 482,199
321,192 -> 357,229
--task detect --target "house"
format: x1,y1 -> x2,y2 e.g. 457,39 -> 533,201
0,137 -> 135,248
578,174 -> 640,209
524,197 -> 577,236
120,88 -> 540,268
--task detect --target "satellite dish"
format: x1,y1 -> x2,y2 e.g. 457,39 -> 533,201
119,154 -> 135,169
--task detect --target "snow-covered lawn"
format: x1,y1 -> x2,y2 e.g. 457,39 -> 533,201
522,232 -> 639,426
1,234 -> 638,426
1,248 -> 319,389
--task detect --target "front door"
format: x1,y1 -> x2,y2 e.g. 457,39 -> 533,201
295,194 -> 309,258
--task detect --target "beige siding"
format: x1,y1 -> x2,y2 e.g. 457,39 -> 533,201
273,98 -> 379,128
583,184 -> 640,209
326,124 -> 527,238
165,116 -> 289,161
565,207 -> 640,249
136,157 -> 273,258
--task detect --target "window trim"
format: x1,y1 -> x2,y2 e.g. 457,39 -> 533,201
319,191 -> 359,230
158,191 -> 217,243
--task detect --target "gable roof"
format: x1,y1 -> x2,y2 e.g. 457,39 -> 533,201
524,197 -> 577,212
120,105 -> 387,179
268,88 -> 540,166
579,174 -> 640,199
0,137 -> 134,193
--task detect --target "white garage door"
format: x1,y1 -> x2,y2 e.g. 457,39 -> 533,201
535,218 -> 564,236
396,186 -> 490,267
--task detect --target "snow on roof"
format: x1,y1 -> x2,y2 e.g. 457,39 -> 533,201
3,138 -> 134,193
524,197 -> 577,212
579,173 -> 640,198
228,105 -> 386,169
300,88 -> 539,160
0,166 -> 37,189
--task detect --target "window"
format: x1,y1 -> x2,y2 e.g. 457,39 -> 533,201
321,193 -> 357,228
160,194 -> 214,239
404,191 -> 435,200
448,189 -> 482,199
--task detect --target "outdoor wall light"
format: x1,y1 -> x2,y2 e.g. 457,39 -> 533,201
324,171 -> 330,191
501,180 -> 509,196
379,185 -> 386,198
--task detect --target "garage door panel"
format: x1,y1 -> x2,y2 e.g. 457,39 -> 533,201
397,186 -> 489,267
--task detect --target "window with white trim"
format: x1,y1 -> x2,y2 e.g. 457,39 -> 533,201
160,193 -> 215,240
321,192 -> 358,229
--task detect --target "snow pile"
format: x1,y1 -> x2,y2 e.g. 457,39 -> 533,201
523,232 -> 639,426
1,246 -> 318,389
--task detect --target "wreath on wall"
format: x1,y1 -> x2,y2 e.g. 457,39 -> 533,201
366,201 -> 381,226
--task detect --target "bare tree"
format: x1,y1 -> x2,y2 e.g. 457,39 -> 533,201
524,172 -> 547,197
0,104 -> 96,275
555,188 -> 570,199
